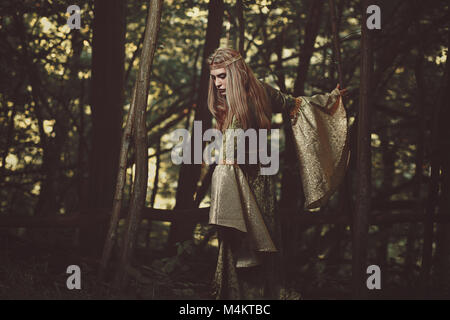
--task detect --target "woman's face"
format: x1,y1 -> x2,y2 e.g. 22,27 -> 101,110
210,68 -> 227,96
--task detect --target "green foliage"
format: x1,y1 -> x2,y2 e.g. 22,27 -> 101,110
151,240 -> 195,275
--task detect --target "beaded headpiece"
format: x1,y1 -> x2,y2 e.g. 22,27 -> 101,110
209,53 -> 243,70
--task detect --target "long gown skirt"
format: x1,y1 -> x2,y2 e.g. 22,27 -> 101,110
212,170 -> 284,300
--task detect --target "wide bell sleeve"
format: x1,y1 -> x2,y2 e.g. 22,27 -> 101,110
208,115 -> 277,254
209,163 -> 277,253
262,81 -> 350,210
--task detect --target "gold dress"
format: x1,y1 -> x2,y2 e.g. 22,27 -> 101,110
209,81 -> 350,299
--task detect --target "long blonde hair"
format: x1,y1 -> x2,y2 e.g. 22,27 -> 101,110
207,48 -> 272,132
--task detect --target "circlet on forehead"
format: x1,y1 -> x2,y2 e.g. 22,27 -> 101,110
209,54 -> 242,70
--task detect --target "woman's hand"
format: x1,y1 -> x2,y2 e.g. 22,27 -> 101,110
327,84 -> 348,114
336,83 -> 348,97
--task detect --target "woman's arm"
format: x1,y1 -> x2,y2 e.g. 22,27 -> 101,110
259,80 -> 350,210
259,80 -> 300,116
260,80 -> 347,122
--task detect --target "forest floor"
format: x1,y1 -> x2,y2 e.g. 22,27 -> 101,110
1,229 -> 446,300
0,230 -> 215,300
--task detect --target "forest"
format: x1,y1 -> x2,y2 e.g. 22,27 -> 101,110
0,0 -> 449,300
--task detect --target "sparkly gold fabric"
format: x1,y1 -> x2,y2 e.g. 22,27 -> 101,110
209,164 -> 277,253
291,88 -> 350,209
209,81 -> 349,299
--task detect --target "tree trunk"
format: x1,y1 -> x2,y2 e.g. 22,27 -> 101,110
82,0 -> 125,257
328,0 -> 344,86
236,0 -> 245,58
352,0 -> 373,298
293,0 -> 324,97
405,23 -> 426,287
113,0 -> 163,288
326,0 -> 348,275
432,28 -> 450,297
378,127 -> 395,291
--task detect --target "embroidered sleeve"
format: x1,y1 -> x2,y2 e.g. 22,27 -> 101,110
259,80 -> 302,122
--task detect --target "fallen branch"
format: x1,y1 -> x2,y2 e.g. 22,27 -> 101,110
1,207 -> 450,228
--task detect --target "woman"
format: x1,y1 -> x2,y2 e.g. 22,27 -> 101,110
206,47 -> 349,299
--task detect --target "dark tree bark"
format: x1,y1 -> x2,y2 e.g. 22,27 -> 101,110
113,0 -> 163,287
3,206 -> 450,229
150,137 -> 161,208
293,0 -> 324,97
405,19 -> 426,285
326,0 -> 348,274
82,0 -> 125,257
352,0 -> 373,298
193,164 -> 216,208
144,136 -> 162,248
432,28 -> 450,296
328,0 -> 344,86
274,26 -> 287,92
166,0 -> 224,250
76,77 -> 89,228
377,127 -> 395,291
236,0 -> 245,58
99,84 -> 137,279
421,11 -> 450,294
